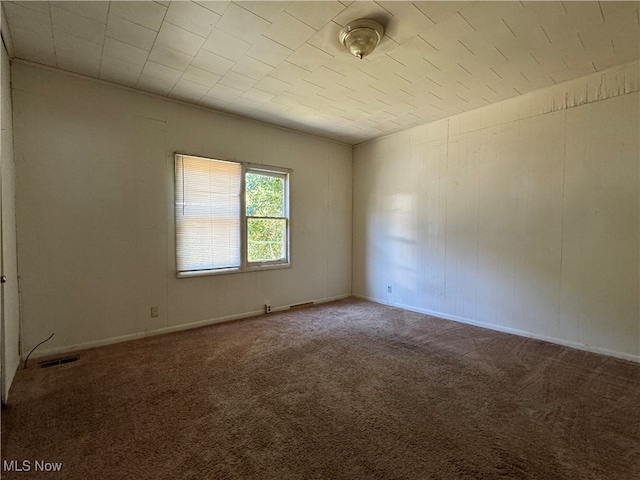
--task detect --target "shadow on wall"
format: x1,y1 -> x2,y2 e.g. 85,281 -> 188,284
355,102 -> 639,357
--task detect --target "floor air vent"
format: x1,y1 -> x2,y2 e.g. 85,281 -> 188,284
39,356 -> 79,368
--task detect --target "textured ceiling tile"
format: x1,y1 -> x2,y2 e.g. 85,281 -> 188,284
331,67 -> 377,92
194,1 -> 231,16
164,1 -> 221,38
457,38 -> 507,71
493,38 -> 542,70
524,51 -> 568,76
110,1 -> 166,31
322,82 -> 356,100
414,2 -> 472,24
198,94 -> 231,110
229,96 -> 262,110
156,22 -> 206,56
287,43 -> 333,71
349,85 -> 388,104
305,65 -> 348,89
285,1 -> 346,30
544,31 -> 584,58
192,49 -> 235,76
4,0 -> 639,145
271,91 -> 305,108
142,61 -> 183,84
385,35 -> 437,66
51,5 -> 106,45
241,88 -> 275,105
306,20 -> 345,55
484,1 -> 526,23
354,54 -> 388,79
592,53 -> 632,72
491,60 -> 535,87
376,1 -> 412,16
7,0 -> 50,15
599,1 -> 639,24
518,69 -> 555,91
257,102 -> 291,115
52,29 -> 102,61
337,96 -> 368,112
577,27 -> 616,57
548,62 -> 596,84
9,26 -> 56,66
137,73 -> 176,96
99,57 -> 142,87
103,37 -> 149,66
254,76 -> 293,96
100,54 -> 143,79
503,15 -> 553,51
237,1 -> 291,22
385,4 -> 434,44
562,1 -> 605,30
202,28 -> 251,61
419,12 -> 475,52
249,108 -> 284,124
538,17 -> 579,46
50,1 -> 109,24
216,3 -> 270,43
263,12 -> 316,50
287,80 -> 324,99
106,14 -> 157,51
246,36 -> 293,68
457,2 -> 497,32
269,61 -> 312,83
169,79 -> 210,103
611,30 -> 640,61
319,51 -> 358,73
561,47 -> 599,71
149,43 -> 194,71
56,49 -> 101,77
208,82 -> 244,101
522,1 -> 567,24
218,71 -> 257,91
3,1 -> 52,35
332,1 -> 390,27
231,56 -> 273,81
181,65 -> 221,88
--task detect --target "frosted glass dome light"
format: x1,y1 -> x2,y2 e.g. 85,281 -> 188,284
339,19 -> 384,59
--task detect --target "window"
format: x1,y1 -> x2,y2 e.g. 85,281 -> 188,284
175,154 -> 290,277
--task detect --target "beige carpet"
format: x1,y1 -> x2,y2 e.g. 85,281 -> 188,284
2,298 -> 639,479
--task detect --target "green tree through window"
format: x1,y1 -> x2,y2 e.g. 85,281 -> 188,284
246,172 -> 287,263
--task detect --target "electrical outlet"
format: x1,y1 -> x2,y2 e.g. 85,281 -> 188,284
265,304 -> 271,314
150,306 -> 159,318
387,285 -> 392,294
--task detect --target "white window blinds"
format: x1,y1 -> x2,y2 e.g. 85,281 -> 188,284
175,155 -> 241,274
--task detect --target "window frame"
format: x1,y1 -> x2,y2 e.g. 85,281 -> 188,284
175,154 -> 291,279
243,166 -> 290,270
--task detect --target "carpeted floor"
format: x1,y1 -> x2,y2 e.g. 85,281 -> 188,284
2,298 -> 639,479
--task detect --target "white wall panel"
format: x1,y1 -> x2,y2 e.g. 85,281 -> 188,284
353,64 -> 639,361
1,42 -> 20,400
13,63 -> 352,356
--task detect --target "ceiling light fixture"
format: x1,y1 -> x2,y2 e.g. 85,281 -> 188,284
339,19 -> 384,59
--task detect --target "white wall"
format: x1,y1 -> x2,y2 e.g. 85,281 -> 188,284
353,62 -> 640,362
1,41 -> 19,399
13,62 -> 352,356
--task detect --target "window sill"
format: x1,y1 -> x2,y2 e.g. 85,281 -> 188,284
177,262 -> 291,279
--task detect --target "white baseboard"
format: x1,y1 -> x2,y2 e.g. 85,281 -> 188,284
28,293 -> 351,361
353,294 -> 640,364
